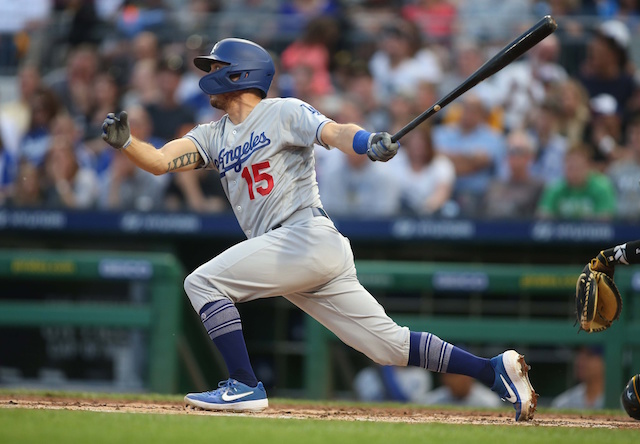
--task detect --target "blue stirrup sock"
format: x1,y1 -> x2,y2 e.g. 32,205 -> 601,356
408,331 -> 495,386
200,300 -> 258,387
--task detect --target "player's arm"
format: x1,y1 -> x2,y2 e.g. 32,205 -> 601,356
320,122 -> 364,155
102,111 -> 202,175
124,137 -> 202,175
320,121 -> 399,162
593,239 -> 640,274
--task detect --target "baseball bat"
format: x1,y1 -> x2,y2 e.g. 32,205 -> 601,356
391,15 -> 558,143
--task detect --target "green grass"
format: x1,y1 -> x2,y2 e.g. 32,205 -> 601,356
0,408 -> 637,444
0,390 -> 637,444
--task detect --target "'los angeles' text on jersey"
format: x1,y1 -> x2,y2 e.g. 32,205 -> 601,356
215,131 -> 271,177
185,97 -> 331,238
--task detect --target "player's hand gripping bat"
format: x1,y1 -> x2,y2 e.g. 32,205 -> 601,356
391,15 -> 558,143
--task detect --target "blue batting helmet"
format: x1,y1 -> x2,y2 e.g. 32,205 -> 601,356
194,38 -> 275,98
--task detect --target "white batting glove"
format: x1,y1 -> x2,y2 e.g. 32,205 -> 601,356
367,132 -> 399,162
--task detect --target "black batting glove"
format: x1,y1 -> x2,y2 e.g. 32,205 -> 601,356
102,111 -> 132,149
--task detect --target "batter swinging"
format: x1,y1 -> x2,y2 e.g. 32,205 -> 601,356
102,38 -> 536,421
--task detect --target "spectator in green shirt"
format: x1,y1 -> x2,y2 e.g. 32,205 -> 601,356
536,145 -> 617,220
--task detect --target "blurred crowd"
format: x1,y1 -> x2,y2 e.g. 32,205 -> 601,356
354,345 -> 606,410
1,0 -> 640,222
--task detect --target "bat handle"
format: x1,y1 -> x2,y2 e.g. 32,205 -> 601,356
390,131 -> 405,144
391,104 -> 442,143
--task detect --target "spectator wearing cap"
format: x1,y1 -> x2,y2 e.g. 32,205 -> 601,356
482,130 -> 544,220
368,18 -> 442,103
586,93 -> 624,165
578,20 -> 637,118
551,346 -> 605,410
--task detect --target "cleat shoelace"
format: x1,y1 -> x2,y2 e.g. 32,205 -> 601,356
216,379 -> 238,396
198,379 -> 239,397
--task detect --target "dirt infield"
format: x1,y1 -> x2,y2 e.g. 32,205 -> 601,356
2,394 -> 639,429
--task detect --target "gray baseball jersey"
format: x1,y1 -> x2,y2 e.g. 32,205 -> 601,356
185,98 -> 330,238
182,97 -> 410,368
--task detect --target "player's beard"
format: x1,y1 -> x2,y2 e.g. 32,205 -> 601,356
209,91 -> 242,111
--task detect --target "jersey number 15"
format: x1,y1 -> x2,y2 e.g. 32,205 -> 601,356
241,161 -> 274,200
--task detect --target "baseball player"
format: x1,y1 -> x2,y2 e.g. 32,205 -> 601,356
102,38 -> 536,421
577,240 -> 640,419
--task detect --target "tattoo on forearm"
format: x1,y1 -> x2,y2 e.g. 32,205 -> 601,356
167,152 -> 199,171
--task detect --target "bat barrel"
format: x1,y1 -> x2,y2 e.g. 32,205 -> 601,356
391,15 -> 557,143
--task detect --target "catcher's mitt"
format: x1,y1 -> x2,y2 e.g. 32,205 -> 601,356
575,260 -> 622,333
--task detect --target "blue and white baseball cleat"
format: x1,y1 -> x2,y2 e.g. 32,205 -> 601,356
490,350 -> 537,421
184,379 -> 268,412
